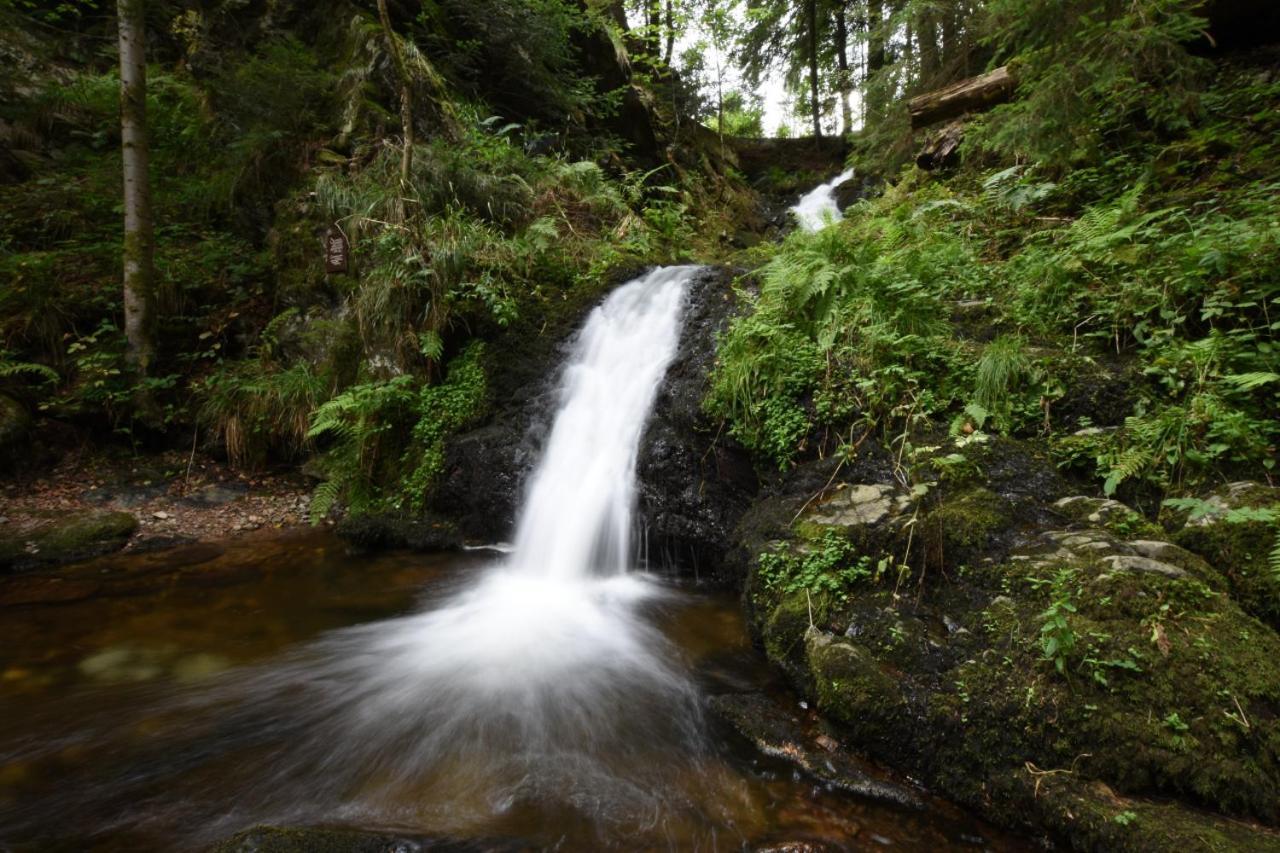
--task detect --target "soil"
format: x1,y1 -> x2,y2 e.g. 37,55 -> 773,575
0,447 -> 315,552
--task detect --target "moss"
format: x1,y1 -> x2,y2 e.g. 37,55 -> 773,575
806,628 -> 907,751
922,486 -> 1012,569
762,591 -> 815,672
1176,512 -> 1280,631
0,511 -> 137,572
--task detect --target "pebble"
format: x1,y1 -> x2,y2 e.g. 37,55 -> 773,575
152,511 -> 170,520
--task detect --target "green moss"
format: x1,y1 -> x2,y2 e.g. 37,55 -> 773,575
806,629 -> 907,750
1176,513 -> 1280,631
762,592 -> 815,671
0,511 -> 137,572
922,487 -> 1011,568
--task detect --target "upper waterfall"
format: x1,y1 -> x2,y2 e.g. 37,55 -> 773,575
791,168 -> 856,231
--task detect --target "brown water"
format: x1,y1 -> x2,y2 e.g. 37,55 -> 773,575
0,531 -> 1024,851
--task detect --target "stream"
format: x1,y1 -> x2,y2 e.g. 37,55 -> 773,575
1,264 -> 1025,851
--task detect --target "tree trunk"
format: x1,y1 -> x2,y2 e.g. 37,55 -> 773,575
377,0 -> 414,189
117,0 -> 154,376
915,119 -> 965,170
918,7 -> 940,83
835,4 -> 852,134
664,0 -> 675,64
866,0 -> 886,123
807,0 -> 821,138
647,0 -> 662,59
908,65 -> 1015,129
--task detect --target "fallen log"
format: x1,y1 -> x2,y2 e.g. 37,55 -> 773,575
915,120 -> 965,171
908,65 -> 1014,129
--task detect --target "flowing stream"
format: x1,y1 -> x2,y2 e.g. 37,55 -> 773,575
791,168 -> 856,231
0,267 -> 1023,850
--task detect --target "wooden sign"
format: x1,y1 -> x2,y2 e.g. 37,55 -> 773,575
324,226 -> 349,274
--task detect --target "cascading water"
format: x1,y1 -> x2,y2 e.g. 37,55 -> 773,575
0,266 -> 722,844
791,167 -> 856,231
511,266 -> 691,578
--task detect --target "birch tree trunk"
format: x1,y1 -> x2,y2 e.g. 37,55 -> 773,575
117,0 -> 154,375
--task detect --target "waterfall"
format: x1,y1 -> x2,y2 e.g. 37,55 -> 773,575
192,265 -> 710,833
0,267 -> 716,844
510,265 -> 694,578
791,167 -> 855,231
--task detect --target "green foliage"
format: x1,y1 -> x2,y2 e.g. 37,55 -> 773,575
978,0 -> 1210,168
199,360 -> 329,469
757,530 -> 879,600
307,344 -> 488,521
1034,568 -> 1079,676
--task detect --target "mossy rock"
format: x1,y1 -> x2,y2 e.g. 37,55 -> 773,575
1169,482 -> 1280,630
0,393 -> 31,454
1054,495 -> 1163,540
0,511 -> 138,572
805,628 -> 908,751
921,486 -> 1014,569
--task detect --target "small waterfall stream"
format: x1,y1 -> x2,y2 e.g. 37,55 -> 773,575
791,167 -> 856,231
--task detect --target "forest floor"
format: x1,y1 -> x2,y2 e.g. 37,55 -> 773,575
0,448 -> 315,551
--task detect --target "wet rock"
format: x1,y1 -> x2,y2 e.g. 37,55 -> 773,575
637,266 -> 758,582
806,484 -> 911,529
832,174 -> 884,210
210,825 -> 527,853
0,510 -> 137,572
709,691 -> 923,809
336,513 -> 462,553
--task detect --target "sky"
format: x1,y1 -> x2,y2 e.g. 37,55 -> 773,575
625,5 -> 794,136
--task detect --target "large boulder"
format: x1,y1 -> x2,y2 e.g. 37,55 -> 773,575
1167,481 -> 1280,629
733,448 -> 1280,848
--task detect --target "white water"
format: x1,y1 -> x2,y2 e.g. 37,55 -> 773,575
791,167 -> 856,231
200,265 -> 708,834
2,266 -> 720,842
512,266 -> 692,578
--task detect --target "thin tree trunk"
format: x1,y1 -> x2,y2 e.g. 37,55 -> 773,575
835,4 -> 852,134
807,0 -> 821,138
377,0 -> 414,189
919,6 -> 940,83
664,0 -> 675,64
866,0 -> 886,123
647,0 -> 662,59
117,0 -> 154,376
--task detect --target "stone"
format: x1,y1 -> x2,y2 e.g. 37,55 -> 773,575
0,510 -> 137,572
807,483 -> 909,528
182,482 -> 248,507
1099,554 -> 1187,578
709,691 -> 923,809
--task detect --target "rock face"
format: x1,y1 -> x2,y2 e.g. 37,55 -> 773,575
0,510 -> 138,572
636,266 -> 757,582
431,265 -> 758,580
731,434 -> 1280,850
0,393 -> 32,469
